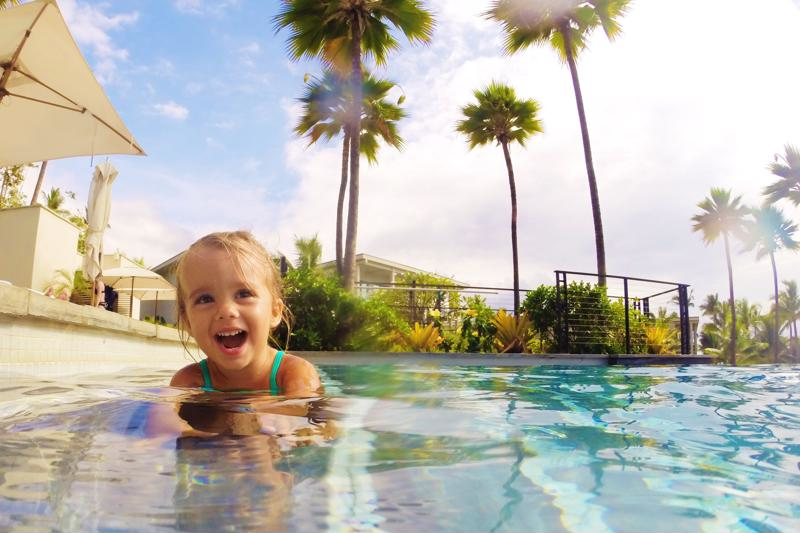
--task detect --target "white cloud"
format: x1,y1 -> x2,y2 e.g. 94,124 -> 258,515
214,120 -> 236,130
205,137 -> 223,149
173,0 -> 241,17
240,42 -> 261,55
58,0 -> 139,84
152,101 -> 189,120
185,81 -> 205,95
104,200 -> 194,267
242,158 -> 262,172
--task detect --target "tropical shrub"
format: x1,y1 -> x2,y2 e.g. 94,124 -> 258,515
370,272 -> 462,327
0,165 -> 28,209
276,266 -> 406,351
459,296 -> 497,353
395,322 -> 443,352
644,323 -> 679,354
521,282 -> 652,354
522,284 -> 558,352
492,310 -> 532,353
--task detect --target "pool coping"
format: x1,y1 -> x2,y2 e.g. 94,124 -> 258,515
294,351 -> 715,366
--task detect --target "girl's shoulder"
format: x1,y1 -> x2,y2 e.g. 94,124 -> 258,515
170,362 -> 204,388
277,352 -> 321,395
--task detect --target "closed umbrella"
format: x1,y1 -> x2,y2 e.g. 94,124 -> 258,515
0,0 -> 145,167
81,161 -> 116,305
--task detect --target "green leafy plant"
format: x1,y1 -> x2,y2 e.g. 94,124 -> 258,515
492,309 -> 532,353
371,272 -> 462,327
46,269 -> 89,301
459,296 -> 497,353
275,266 -> 406,351
396,322 -> 442,352
644,323 -> 678,355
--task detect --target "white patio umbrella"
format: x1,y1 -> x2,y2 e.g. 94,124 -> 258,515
0,0 -> 145,167
81,161 -> 116,305
103,266 -> 176,318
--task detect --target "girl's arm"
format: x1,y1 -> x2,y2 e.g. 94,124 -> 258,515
170,363 -> 203,388
279,354 -> 322,397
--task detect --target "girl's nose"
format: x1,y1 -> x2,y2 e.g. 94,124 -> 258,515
217,300 -> 239,319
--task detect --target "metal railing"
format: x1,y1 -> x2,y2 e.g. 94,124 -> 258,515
555,270 -> 693,355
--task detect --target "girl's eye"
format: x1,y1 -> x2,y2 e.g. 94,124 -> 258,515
237,289 -> 254,298
195,294 -> 213,305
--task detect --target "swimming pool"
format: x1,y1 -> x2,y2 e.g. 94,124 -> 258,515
0,362 -> 797,532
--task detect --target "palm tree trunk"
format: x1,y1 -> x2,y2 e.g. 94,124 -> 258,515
343,19 -> 363,292
561,25 -> 606,286
336,129 -> 350,278
770,251 -> 780,363
30,160 -> 47,205
501,140 -> 520,315
723,232 -> 737,365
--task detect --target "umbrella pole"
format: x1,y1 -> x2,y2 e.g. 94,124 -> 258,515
129,277 -> 134,318
155,292 -> 159,322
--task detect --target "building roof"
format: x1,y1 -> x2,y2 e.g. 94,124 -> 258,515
319,253 -> 468,287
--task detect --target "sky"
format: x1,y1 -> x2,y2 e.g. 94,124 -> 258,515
11,0 -> 800,313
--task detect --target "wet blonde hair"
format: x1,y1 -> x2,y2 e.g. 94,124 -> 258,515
174,231 -> 291,357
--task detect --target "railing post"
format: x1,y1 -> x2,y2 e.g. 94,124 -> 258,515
409,280 -> 417,324
624,277 -> 631,354
678,285 -> 690,354
555,271 -> 569,353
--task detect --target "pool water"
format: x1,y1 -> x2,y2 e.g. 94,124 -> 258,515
0,363 -> 798,532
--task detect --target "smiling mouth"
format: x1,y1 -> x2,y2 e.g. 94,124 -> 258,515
215,330 -> 247,350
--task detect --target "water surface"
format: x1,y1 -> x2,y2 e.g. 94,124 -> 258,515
0,363 -> 798,532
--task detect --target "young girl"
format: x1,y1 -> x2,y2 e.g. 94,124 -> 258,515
170,231 -> 321,396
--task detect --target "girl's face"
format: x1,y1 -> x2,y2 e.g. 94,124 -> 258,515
180,246 -> 281,372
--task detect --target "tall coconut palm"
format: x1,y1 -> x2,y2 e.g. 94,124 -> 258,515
456,82 -> 543,314
764,144 -> 800,206
778,280 -> 800,360
486,0 -> 631,286
741,205 -> 799,363
691,188 -> 748,365
295,70 -> 405,278
275,0 -> 434,291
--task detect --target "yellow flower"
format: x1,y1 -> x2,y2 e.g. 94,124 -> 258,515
429,309 -> 441,318
471,330 -> 478,337
466,309 -> 478,317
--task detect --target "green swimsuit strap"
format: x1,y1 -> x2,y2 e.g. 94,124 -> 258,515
199,359 -> 215,392
199,352 -> 284,393
270,350 -> 284,392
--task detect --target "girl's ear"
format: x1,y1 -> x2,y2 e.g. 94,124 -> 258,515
179,305 -> 193,336
271,299 -> 284,328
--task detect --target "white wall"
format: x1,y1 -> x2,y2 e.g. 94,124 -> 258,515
0,205 -> 81,291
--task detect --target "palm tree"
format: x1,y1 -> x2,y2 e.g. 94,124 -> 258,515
486,0 -> 631,286
294,235 -> 323,270
456,82 -> 543,314
778,280 -> 800,361
275,0 -> 434,291
41,186 -> 75,217
691,188 -> 748,365
741,205 -> 799,363
764,144 -> 800,206
295,70 -> 405,279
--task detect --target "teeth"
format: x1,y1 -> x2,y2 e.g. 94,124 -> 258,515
217,330 -> 243,337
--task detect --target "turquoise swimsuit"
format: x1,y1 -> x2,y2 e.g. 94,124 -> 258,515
198,351 -> 285,393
